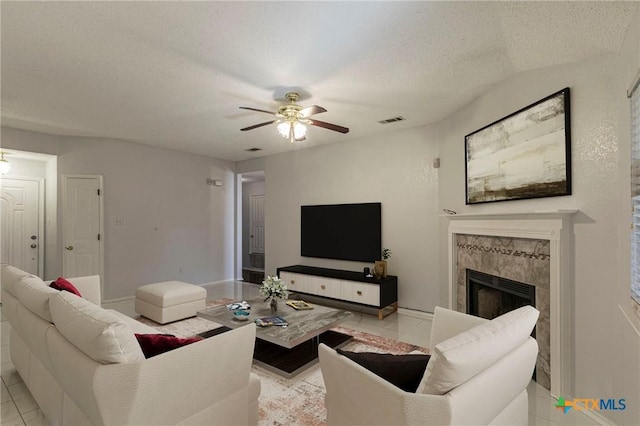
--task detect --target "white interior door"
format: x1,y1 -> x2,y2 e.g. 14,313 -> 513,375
63,175 -> 103,279
250,194 -> 265,254
0,177 -> 43,275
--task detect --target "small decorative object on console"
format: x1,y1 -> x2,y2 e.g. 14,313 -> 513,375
375,248 -> 392,278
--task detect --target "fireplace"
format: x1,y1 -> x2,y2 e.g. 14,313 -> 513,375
467,269 -> 536,321
447,211 -> 577,397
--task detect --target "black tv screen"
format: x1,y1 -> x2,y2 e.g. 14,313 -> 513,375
301,202 -> 381,263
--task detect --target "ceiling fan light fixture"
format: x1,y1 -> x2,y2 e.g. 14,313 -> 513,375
293,122 -> 306,140
277,121 -> 291,138
0,152 -> 11,174
277,121 -> 307,142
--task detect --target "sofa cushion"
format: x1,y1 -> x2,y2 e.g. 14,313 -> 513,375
50,291 -> 145,364
1,265 -> 30,297
15,275 -> 58,322
135,333 -> 202,358
418,305 -> 539,395
50,277 -> 83,297
337,349 -> 431,393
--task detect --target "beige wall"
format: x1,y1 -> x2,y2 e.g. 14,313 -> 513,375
259,125 -> 441,311
2,127 -> 236,300
437,16 -> 639,420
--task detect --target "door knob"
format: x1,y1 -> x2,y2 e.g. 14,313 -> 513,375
65,245 -> 74,251
31,235 -> 37,240
30,244 -> 37,248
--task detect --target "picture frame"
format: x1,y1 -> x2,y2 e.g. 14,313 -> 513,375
465,88 -> 571,204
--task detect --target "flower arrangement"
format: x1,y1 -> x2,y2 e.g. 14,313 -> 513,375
259,275 -> 289,302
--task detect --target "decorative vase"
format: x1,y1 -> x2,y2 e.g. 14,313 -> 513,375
374,260 -> 387,278
270,298 -> 278,314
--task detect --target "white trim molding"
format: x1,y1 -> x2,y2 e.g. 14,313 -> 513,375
447,210 -> 577,398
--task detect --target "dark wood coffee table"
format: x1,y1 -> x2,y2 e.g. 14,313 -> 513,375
197,297 -> 353,378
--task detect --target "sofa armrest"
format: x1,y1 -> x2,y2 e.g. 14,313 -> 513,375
429,306 -> 487,349
66,275 -> 101,306
319,344 -> 452,426
92,323 -> 258,426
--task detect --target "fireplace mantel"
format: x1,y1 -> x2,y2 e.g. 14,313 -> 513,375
446,209 -> 577,397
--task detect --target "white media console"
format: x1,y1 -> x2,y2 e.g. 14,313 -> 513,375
277,265 -> 398,320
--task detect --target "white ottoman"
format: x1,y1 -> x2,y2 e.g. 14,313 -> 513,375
135,281 -> 207,324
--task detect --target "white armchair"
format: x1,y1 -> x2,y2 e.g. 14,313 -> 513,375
319,305 -> 539,425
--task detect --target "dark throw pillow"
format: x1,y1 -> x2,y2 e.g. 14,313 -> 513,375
50,277 -> 82,297
337,349 -> 430,393
135,333 -> 203,358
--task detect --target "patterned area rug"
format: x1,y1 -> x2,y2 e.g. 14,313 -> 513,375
135,300 -> 429,426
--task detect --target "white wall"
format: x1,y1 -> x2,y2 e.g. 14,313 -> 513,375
257,126 -> 441,311
2,127 -> 236,300
437,46 -> 639,424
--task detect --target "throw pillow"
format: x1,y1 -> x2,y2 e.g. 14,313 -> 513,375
135,333 -> 203,358
50,277 -> 82,297
337,349 -> 430,393
418,305 -> 539,395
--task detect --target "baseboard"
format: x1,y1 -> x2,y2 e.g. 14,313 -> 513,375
102,295 -> 135,304
398,308 -> 434,321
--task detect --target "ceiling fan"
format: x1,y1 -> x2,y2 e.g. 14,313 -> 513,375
239,92 -> 349,143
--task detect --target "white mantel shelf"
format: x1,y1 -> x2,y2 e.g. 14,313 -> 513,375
440,209 -> 578,219
447,210 -> 577,398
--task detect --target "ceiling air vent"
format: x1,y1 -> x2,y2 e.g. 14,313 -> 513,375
245,147 -> 262,152
378,116 -> 406,124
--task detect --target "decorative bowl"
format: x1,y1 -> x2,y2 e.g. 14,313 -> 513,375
232,310 -> 250,321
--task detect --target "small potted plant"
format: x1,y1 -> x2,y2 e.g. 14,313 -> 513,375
374,248 -> 391,278
260,275 -> 289,314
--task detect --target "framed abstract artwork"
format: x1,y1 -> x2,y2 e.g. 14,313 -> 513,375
465,88 -> 571,204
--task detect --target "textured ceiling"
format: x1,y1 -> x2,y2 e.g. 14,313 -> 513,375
1,1 -> 635,161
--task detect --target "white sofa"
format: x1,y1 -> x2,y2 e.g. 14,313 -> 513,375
1,266 -> 261,426
319,305 -> 539,425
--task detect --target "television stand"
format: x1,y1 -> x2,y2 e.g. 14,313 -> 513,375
276,265 -> 398,320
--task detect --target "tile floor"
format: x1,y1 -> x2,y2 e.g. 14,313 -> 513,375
1,280 -> 601,425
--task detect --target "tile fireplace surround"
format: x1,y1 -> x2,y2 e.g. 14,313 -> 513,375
447,211 -> 576,398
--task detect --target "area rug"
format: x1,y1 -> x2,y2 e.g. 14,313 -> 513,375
135,301 -> 429,426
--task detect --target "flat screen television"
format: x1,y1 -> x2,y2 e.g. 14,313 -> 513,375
301,202 -> 381,263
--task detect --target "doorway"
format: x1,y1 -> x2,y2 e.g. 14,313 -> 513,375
240,171 -> 265,284
0,177 -> 44,276
62,175 -> 104,281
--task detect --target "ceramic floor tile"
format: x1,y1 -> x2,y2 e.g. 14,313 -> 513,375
0,362 -> 22,387
1,381 -> 12,403
0,399 -> 23,426
8,383 -> 37,414
21,408 -> 48,426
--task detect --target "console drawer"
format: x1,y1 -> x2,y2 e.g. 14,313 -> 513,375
279,272 -> 310,294
309,276 -> 341,299
340,281 -> 379,306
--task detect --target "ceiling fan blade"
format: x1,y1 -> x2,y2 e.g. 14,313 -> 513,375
308,119 -> 350,134
239,106 -> 276,115
240,120 -> 277,131
299,105 -> 327,117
